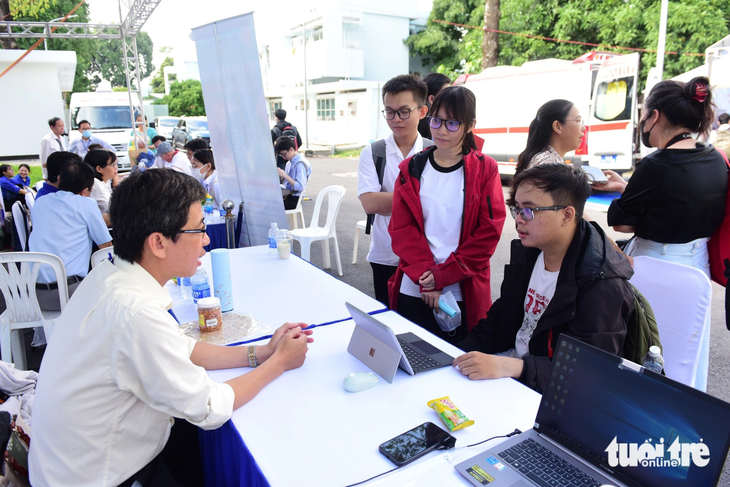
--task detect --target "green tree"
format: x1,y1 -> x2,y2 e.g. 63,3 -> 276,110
154,79 -> 206,116
407,0 -> 730,86
88,31 -> 155,89
150,56 -> 175,94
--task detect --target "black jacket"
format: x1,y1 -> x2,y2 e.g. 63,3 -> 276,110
459,219 -> 634,393
271,120 -> 303,148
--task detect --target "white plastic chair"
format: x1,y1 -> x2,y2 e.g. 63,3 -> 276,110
285,188 -> 306,230
0,252 -> 69,369
352,220 -> 367,264
12,202 -> 29,251
629,256 -> 712,391
291,185 -> 346,276
25,191 -> 35,214
91,246 -> 115,269
34,181 -> 44,192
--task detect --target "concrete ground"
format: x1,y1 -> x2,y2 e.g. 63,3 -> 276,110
298,155 -> 730,485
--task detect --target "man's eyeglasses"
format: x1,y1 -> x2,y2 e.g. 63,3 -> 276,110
509,206 -> 567,221
427,116 -> 462,132
174,222 -> 207,235
382,107 -> 421,120
278,152 -> 288,158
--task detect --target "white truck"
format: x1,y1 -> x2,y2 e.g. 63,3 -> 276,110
457,51 -> 640,176
68,91 -> 142,171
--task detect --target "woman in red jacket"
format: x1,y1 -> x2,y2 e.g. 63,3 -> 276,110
388,86 -> 506,345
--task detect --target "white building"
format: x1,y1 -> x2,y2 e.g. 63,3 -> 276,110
0,50 -> 76,158
260,1 -> 432,148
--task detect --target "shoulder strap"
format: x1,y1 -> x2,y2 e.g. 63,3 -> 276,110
366,139 -> 388,235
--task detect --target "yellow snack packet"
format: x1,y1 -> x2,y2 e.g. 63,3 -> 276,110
427,396 -> 474,432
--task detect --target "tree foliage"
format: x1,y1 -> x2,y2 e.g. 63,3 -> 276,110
151,56 -> 175,94
407,0 -> 730,86
154,79 -> 206,117
4,0 -> 155,92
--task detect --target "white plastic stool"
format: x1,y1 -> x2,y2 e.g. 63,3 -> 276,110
352,220 -> 367,264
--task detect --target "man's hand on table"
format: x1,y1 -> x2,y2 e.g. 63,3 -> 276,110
256,322 -> 313,366
453,352 -> 524,380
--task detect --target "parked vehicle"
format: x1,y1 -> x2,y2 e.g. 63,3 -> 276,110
68,91 -> 143,171
171,117 -> 210,149
457,51 -> 640,176
154,116 -> 181,139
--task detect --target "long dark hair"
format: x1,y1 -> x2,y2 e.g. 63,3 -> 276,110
515,99 -> 574,176
644,76 -> 714,138
429,86 -> 478,155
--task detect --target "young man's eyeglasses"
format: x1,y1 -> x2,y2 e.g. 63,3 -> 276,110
509,206 -> 567,221
427,116 -> 462,132
382,107 -> 421,120
174,222 -> 207,235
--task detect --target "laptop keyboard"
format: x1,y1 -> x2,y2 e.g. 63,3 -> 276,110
397,337 -> 440,372
498,438 -> 602,487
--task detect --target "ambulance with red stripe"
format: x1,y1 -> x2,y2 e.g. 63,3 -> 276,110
457,51 -> 640,176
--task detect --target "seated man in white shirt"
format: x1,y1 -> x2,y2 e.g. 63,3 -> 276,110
29,168 -> 313,487
156,141 -> 192,175
29,162 -> 113,311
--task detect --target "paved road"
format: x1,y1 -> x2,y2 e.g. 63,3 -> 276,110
297,155 -> 730,484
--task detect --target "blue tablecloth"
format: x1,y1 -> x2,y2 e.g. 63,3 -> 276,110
205,222 -> 228,252
199,421 -> 269,487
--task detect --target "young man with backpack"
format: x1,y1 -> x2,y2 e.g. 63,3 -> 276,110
454,163 -> 636,393
271,109 -> 303,171
357,75 -> 432,307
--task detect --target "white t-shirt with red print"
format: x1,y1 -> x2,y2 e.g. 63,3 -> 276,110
514,252 -> 559,358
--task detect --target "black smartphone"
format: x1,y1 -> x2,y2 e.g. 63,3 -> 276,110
378,422 -> 455,467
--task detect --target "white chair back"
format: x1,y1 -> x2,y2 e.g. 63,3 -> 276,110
284,187 -> 306,229
11,202 -> 29,251
25,192 -> 35,213
0,252 -> 69,368
34,181 -> 44,192
629,256 -> 712,390
0,193 -> 5,228
308,185 -> 346,234
91,246 -> 115,269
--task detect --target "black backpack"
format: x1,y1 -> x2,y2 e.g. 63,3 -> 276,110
273,125 -> 299,150
365,138 -> 434,234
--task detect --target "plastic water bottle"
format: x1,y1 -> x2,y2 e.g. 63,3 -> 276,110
642,346 -> 664,373
179,276 -> 193,301
204,197 -> 214,224
268,222 -> 278,255
191,267 -> 211,303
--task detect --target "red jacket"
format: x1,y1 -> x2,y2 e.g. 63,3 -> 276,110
387,147 -> 506,330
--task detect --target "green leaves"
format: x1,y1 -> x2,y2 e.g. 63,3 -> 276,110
153,79 -> 206,117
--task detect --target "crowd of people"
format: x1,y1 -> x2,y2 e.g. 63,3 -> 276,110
7,70 -> 726,486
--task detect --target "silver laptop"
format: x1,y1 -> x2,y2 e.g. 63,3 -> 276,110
345,302 -> 454,383
455,334 -> 730,487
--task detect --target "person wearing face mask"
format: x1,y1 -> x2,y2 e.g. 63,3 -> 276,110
191,149 -> 223,209
603,76 -> 727,277
69,120 -> 114,158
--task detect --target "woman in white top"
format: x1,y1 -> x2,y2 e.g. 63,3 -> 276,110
84,149 -> 118,227
191,149 -> 223,209
515,99 -> 586,177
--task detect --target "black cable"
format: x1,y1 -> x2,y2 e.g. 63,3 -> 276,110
344,466 -> 399,487
466,428 -> 522,448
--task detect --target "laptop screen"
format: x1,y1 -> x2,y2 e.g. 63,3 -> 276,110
536,335 -> 730,487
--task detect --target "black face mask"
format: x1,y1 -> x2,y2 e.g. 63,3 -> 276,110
640,111 -> 655,148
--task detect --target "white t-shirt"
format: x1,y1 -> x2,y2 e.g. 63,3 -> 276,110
358,133 -> 426,266
400,154 -> 464,299
514,252 -> 559,358
165,151 -> 192,176
90,178 -> 113,214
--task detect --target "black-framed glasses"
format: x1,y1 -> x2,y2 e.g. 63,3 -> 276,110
174,222 -> 207,235
382,107 -> 421,120
427,116 -> 462,132
509,206 -> 567,221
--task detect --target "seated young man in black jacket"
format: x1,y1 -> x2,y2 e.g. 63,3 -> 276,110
454,163 -> 634,393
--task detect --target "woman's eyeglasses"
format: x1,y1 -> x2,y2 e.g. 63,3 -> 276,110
509,206 -> 567,221
427,116 -> 462,132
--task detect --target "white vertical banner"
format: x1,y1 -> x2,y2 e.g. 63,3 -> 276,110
190,13 -> 287,246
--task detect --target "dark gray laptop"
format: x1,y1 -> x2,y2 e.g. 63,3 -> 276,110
345,302 -> 453,383
455,335 -> 730,487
